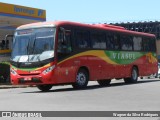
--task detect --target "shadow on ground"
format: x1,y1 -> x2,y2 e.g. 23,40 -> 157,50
22,79 -> 160,93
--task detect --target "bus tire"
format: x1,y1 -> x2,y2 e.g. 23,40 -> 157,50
124,67 -> 138,83
72,69 -> 89,89
37,85 -> 53,92
97,79 -> 111,86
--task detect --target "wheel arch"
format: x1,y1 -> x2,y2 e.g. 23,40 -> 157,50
72,66 -> 89,89
132,65 -> 139,76
78,66 -> 90,80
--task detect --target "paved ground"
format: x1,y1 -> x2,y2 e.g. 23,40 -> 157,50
0,78 -> 160,120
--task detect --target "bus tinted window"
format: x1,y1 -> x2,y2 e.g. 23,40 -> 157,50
106,33 -> 120,50
143,38 -> 150,51
76,31 -> 90,49
100,34 -> 106,49
133,36 -> 143,51
106,32 -> 114,50
113,34 -> 120,50
151,38 -> 156,52
143,37 -> 156,52
91,32 -> 106,49
120,35 -> 133,51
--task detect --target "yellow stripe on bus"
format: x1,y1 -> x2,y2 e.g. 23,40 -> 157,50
58,50 -> 118,65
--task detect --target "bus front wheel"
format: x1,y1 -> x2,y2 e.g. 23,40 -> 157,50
37,85 -> 53,92
72,69 -> 89,89
97,79 -> 111,86
124,67 -> 138,83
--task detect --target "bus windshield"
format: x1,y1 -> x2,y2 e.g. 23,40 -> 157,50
11,27 -> 55,62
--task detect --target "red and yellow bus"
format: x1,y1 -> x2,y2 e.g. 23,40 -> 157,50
10,21 -> 158,91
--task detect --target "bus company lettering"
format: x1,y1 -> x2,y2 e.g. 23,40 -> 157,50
112,53 -> 136,60
14,6 -> 34,15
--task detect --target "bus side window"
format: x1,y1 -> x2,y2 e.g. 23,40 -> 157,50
92,33 -> 99,49
76,31 -> 90,49
57,28 -> 72,60
133,36 -> 143,51
113,35 -> 120,50
91,32 -> 106,49
65,31 -> 72,52
150,38 -> 156,52
143,37 -> 156,52
121,35 -> 133,51
143,38 -> 150,51
106,33 -> 114,50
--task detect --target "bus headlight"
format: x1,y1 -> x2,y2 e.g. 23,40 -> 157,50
42,65 -> 55,75
11,68 -> 17,75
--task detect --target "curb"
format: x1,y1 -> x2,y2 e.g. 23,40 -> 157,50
0,85 -> 31,89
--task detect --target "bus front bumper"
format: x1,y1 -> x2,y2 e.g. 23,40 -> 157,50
11,72 -> 55,85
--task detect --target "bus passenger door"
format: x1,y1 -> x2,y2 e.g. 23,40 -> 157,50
57,28 -> 74,83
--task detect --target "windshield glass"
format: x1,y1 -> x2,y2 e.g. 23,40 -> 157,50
11,27 -> 55,62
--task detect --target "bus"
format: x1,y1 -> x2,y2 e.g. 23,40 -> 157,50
10,21 -> 158,91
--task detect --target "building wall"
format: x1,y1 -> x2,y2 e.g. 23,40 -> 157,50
0,29 -> 14,51
0,29 -> 14,40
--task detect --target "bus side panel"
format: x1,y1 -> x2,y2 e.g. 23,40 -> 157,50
147,62 -> 158,75
56,58 -> 79,84
136,54 -> 158,76
88,55 -> 104,80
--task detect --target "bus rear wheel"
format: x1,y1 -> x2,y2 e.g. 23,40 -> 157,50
37,85 -> 53,92
72,69 -> 89,89
97,79 -> 111,86
124,67 -> 138,83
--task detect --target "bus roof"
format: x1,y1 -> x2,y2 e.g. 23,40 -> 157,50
17,21 -> 155,37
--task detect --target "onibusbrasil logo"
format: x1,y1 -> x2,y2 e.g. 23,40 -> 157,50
2,112 -> 42,118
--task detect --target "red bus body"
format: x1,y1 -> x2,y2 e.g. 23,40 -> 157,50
10,21 -> 158,90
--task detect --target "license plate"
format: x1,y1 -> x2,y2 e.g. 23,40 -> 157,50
24,77 -> 32,81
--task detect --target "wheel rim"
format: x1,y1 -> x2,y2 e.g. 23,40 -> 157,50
132,69 -> 137,80
76,72 -> 86,86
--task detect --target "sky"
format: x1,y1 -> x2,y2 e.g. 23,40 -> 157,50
0,0 -> 160,24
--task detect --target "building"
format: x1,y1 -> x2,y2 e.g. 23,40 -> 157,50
0,2 -> 46,83
0,2 -> 46,62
